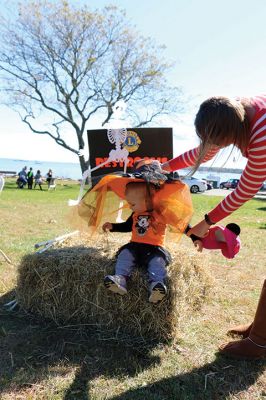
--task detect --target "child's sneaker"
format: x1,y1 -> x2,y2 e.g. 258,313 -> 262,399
104,275 -> 127,295
148,281 -> 167,303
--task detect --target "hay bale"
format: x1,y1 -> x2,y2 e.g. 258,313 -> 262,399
16,235 -> 213,341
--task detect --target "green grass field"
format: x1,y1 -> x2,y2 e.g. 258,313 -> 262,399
0,179 -> 265,399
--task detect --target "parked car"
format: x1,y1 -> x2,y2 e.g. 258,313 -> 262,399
219,179 -> 239,189
181,176 -> 207,193
260,181 -> 266,191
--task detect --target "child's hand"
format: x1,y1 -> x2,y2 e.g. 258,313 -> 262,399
194,240 -> 203,253
102,222 -> 113,232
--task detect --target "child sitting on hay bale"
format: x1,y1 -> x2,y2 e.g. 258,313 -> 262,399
16,163 -> 213,340
78,159 -> 195,304
102,181 -> 173,303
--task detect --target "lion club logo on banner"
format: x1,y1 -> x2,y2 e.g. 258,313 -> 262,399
87,127 -> 173,177
123,130 -> 142,153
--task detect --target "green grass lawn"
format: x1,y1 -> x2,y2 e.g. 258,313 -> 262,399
0,179 -> 265,400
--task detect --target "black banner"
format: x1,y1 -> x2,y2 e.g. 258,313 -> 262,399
87,127 -> 173,177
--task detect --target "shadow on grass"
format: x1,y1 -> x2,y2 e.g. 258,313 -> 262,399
0,245 -> 161,400
1,296 -> 265,400
0,297 -> 161,400
255,201 -> 266,228
255,196 -> 266,201
1,244 -> 265,400
258,208 -> 266,212
108,356 -> 265,400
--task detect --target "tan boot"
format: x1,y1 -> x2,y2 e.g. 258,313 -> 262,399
219,280 -> 266,359
227,323 -> 253,338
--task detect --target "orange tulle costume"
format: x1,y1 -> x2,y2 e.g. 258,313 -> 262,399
76,168 -> 194,244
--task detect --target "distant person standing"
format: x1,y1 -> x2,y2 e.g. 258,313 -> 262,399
46,169 -> 53,188
27,167 -> 34,189
17,166 -> 27,188
34,170 -> 43,190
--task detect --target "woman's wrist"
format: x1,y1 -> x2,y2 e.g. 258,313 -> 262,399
204,213 -> 215,226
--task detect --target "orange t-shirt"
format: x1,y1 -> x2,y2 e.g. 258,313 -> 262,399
131,212 -> 166,247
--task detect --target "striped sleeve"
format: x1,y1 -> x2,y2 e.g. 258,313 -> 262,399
168,146 -> 219,171
208,115 -> 266,223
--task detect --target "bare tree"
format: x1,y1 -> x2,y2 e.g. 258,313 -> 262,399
0,0 -> 183,174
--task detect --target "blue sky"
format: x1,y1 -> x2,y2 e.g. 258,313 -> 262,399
1,0 -> 266,167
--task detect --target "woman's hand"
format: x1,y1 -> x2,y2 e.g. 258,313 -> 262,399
102,222 -> 113,232
161,161 -> 171,172
194,239 -> 203,252
161,161 -> 172,172
187,219 -> 210,238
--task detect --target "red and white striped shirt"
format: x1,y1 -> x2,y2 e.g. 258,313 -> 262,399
168,95 -> 266,223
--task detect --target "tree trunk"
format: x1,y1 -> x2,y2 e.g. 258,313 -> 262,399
78,154 -> 88,176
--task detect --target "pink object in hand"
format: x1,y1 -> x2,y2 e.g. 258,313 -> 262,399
201,226 -> 241,259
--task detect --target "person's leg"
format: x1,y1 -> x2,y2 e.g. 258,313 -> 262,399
147,255 -> 167,303
115,248 -> 136,277
104,248 -> 136,295
219,280 -> 266,359
23,177 -> 27,187
18,178 -> 24,189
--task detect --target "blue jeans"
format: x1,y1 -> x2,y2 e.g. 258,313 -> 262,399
115,248 -> 167,283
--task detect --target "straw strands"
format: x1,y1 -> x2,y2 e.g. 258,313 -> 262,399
16,234 -> 213,341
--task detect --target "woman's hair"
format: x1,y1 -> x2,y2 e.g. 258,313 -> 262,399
192,96 -> 250,173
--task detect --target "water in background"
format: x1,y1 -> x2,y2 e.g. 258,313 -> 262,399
0,157 -> 82,180
0,157 -> 242,182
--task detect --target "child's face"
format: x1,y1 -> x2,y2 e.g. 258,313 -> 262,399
125,187 -> 147,213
